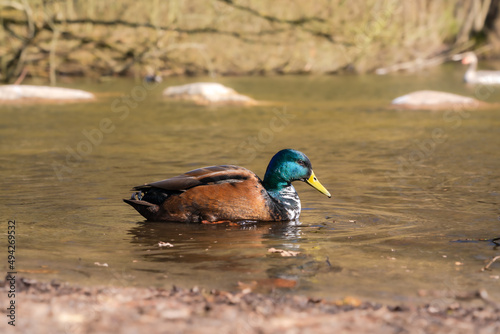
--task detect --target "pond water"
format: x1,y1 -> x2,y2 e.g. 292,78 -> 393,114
2,64 -> 499,305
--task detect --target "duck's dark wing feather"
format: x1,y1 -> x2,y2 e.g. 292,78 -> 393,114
132,165 -> 255,192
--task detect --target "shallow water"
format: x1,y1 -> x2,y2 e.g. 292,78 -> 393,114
2,64 -> 500,304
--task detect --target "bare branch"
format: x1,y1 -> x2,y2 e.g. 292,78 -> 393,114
2,17 -> 289,44
215,0 -> 339,44
216,0 -> 326,25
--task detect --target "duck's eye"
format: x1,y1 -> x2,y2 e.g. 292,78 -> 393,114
297,160 -> 307,167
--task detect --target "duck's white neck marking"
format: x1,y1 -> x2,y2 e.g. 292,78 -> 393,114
278,185 -> 301,220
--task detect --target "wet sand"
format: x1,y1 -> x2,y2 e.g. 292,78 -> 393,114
1,277 -> 499,334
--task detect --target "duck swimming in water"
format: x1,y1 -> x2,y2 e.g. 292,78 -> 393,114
460,52 -> 500,84
123,149 -> 331,223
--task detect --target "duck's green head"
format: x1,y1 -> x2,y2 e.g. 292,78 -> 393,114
263,149 -> 331,198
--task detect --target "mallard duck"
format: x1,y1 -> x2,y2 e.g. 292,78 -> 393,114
123,149 -> 331,223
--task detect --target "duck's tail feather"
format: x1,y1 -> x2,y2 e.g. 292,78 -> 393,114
123,199 -> 159,220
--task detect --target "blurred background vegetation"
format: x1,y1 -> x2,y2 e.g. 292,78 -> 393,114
1,0 -> 500,83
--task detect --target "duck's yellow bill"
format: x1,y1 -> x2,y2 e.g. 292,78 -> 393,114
306,171 -> 331,198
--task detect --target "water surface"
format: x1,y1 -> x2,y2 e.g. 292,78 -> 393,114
2,65 -> 499,304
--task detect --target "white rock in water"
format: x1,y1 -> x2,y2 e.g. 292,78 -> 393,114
391,90 -> 485,110
0,85 -> 94,101
163,82 -> 256,105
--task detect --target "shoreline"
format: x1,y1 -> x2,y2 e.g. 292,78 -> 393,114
1,277 -> 499,333
3,2 -> 499,83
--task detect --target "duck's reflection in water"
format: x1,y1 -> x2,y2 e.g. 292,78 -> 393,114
127,221 -> 340,291
128,220 -> 303,262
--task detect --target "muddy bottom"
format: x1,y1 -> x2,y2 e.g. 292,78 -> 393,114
1,278 -> 499,334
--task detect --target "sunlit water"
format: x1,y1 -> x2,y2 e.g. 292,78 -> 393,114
2,64 -> 499,304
